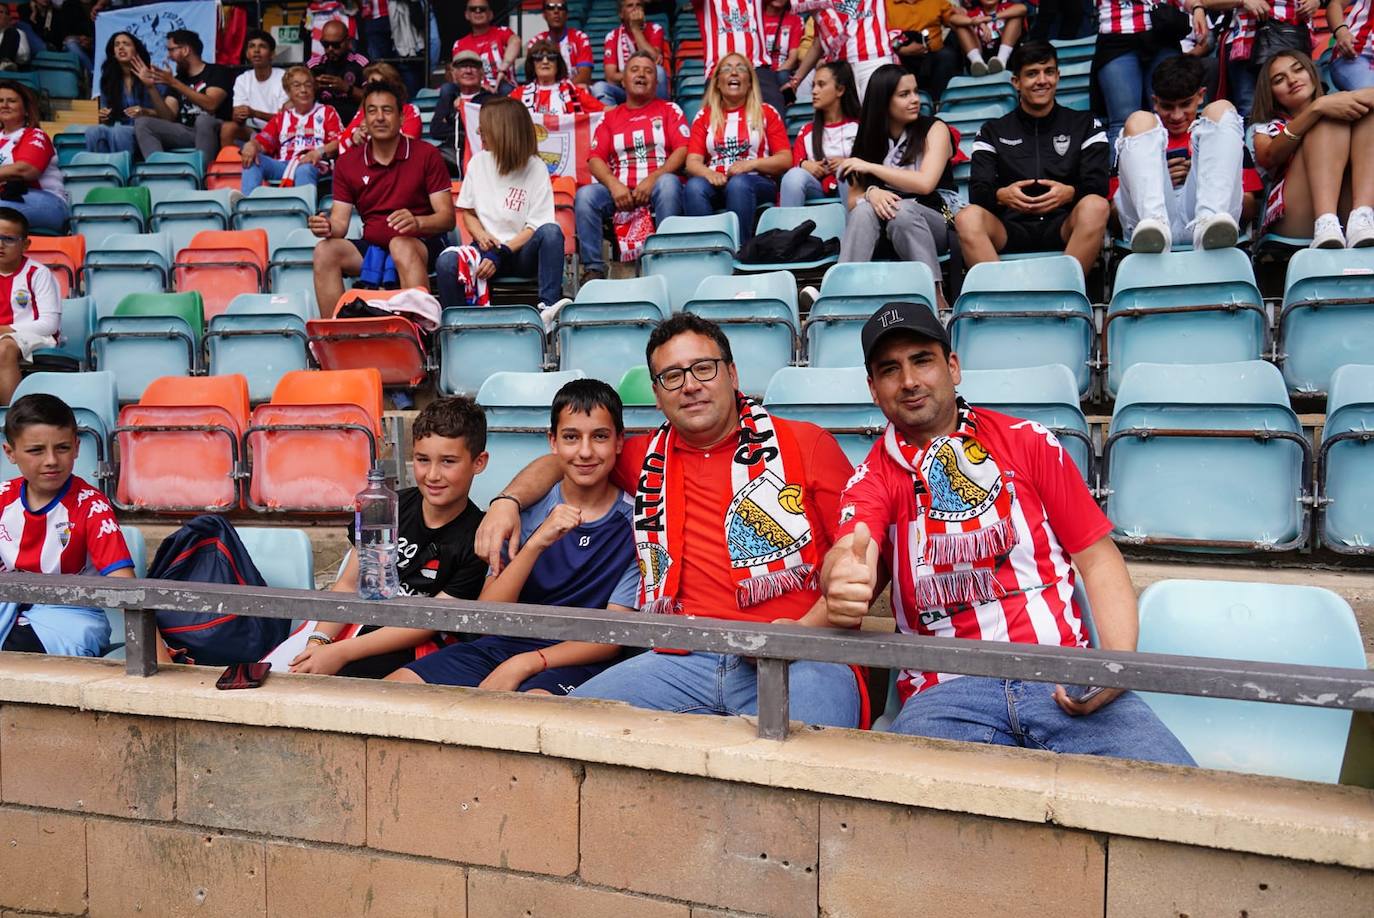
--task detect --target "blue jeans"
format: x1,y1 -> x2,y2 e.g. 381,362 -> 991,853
889,676 -> 1196,766
11,189 -> 69,234
436,222 -> 566,307
683,172 -> 777,244
1227,57 -> 1259,118
241,155 -> 320,194
1331,49 -> 1374,91
779,167 -> 831,207
65,37 -> 95,73
571,650 -> 862,728
573,177 -> 683,273
1097,46 -> 1171,150
85,123 -> 136,155
591,65 -> 670,105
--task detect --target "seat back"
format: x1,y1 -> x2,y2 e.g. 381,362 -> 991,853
616,365 -> 664,430
808,262 -> 938,368
559,277 -> 670,383
0,371 -> 117,483
237,527 -> 315,589
32,296 -> 93,366
763,366 -> 884,466
112,291 -> 205,340
1320,364 -> 1374,552
744,203 -> 846,270
173,230 -> 270,319
473,370 -> 585,507
1137,579 -> 1366,782
27,236 -> 85,297
642,214 -> 741,313
437,304 -> 546,396
956,365 -> 1092,480
684,271 -> 799,396
206,294 -> 314,403
1278,248 -> 1374,395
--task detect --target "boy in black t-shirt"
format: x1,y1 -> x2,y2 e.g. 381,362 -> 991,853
289,397 -> 489,679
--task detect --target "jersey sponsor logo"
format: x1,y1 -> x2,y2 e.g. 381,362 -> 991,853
96,518 -> 119,539
88,498 -> 112,516
0,524 -> 11,542
76,487 -> 98,504
578,534 -> 591,547
1009,418 -> 1065,464
1000,136 -> 1022,146
1053,133 -> 1070,157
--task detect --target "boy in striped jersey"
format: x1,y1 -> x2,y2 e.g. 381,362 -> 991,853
0,208 -> 58,405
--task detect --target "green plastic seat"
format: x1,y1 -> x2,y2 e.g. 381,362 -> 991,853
83,185 -> 151,221
617,365 -> 654,405
114,291 -> 205,341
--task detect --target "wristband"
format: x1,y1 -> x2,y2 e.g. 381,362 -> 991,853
306,632 -> 333,646
1282,124 -> 1303,141
490,493 -> 523,512
1191,4 -> 1204,12
536,648 -> 548,671
1334,23 -> 1350,35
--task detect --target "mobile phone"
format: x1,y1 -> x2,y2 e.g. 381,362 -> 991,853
1066,684 -> 1105,704
900,30 -> 927,47
215,662 -> 271,690
1166,148 -> 1189,160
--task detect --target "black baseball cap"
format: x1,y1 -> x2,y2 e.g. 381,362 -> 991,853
860,301 -> 949,367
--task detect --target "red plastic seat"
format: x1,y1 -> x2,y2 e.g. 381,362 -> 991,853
306,289 -> 429,388
205,146 -> 243,192
28,235 -> 85,298
173,229 -> 269,319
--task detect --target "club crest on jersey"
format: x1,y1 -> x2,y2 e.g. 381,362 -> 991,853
1053,133 -> 1070,157
920,437 -> 1002,522
13,289 -> 28,309
726,471 -> 812,569
56,521 -> 73,548
421,558 -> 439,580
637,541 -> 671,592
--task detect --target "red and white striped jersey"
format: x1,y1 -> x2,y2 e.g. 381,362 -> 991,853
1343,0 -> 1374,54
512,80 -> 604,114
1096,0 -> 1151,36
836,409 -> 1111,701
1225,0 -> 1308,60
688,102 -> 789,172
453,27 -> 517,87
339,103 -> 423,153
0,127 -> 61,196
693,0 -> 769,69
0,257 -> 59,340
603,22 -> 670,72
812,0 -> 895,65
591,99 -> 690,187
792,119 -> 858,192
762,11 -> 804,66
360,0 -> 388,19
253,103 -> 342,161
0,476 -> 133,576
530,28 -> 595,72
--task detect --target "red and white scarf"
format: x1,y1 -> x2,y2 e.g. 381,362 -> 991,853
635,394 -> 818,614
520,80 -> 590,114
440,244 -> 490,306
883,400 -> 1018,609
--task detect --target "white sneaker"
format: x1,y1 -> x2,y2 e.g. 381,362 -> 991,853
969,59 -> 989,77
1130,218 -> 1171,254
539,297 -> 572,331
1312,214 -> 1346,249
799,285 -> 820,311
1346,207 -> 1374,248
1193,212 -> 1239,250
987,57 -> 1005,74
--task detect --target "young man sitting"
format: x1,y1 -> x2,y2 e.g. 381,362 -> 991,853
289,397 -> 490,679
0,394 -> 134,657
240,67 -> 342,194
388,379 -> 639,694
0,207 -> 60,405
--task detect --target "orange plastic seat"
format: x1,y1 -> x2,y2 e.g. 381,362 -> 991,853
173,229 -> 269,319
114,374 -> 250,512
205,146 -> 243,192
246,368 -> 383,512
306,289 -> 429,388
28,235 -> 85,298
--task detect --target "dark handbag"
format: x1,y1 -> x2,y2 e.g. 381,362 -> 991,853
1252,19 -> 1310,63
1150,2 -> 1192,45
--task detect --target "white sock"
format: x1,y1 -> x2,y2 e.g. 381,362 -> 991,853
997,43 -> 1013,63
967,49 -> 984,64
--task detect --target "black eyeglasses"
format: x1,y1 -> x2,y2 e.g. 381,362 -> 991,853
654,358 -> 724,391
530,52 -> 559,62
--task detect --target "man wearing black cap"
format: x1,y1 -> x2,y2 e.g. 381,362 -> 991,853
820,302 -> 1194,766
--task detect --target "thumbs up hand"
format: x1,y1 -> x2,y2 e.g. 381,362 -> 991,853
825,523 -> 878,628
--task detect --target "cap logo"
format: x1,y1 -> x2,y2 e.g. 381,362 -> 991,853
877,308 -> 904,329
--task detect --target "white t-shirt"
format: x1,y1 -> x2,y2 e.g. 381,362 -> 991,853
233,69 -> 289,131
455,151 -> 555,245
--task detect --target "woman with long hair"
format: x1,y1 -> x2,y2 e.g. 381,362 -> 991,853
779,60 -> 861,206
514,38 -> 604,114
84,31 -> 154,154
836,63 -> 958,305
1251,49 -> 1374,248
683,53 -> 792,243
0,81 -> 68,232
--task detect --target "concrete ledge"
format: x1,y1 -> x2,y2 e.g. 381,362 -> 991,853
1,654 -> 1370,871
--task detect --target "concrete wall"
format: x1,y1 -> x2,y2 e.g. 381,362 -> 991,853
0,655 -> 1370,918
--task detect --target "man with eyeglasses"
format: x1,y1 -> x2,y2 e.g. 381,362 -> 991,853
309,20 -> 369,124
593,0 -> 670,105
530,1 -> 594,87
0,208 -> 59,405
451,0 -> 521,94
474,313 -> 866,729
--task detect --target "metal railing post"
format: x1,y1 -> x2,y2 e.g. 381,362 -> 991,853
755,658 -> 791,741
124,609 -> 158,677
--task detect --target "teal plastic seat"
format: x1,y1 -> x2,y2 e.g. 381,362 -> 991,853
234,186 -> 316,254
939,71 -> 1014,108
1278,249 -> 1374,396
237,527 -> 315,589
268,227 -> 320,311
151,189 -> 237,253
557,276 -> 670,386
1319,364 -> 1374,553
0,371 -> 117,485
736,203 -> 845,273
806,261 -> 938,368
684,271 -> 798,397
83,232 -> 175,318
1136,579 -> 1366,783
763,366 -> 884,466
1105,249 -> 1267,398
104,524 -> 147,654
61,151 -> 131,204
956,364 -> 1093,482
474,370 -> 585,507
1105,361 -> 1309,551
90,292 -> 204,402
951,256 -> 1094,397
32,296 -> 94,369
206,292 -> 316,402
134,151 -> 204,199
437,304 -> 546,396
641,213 -> 739,314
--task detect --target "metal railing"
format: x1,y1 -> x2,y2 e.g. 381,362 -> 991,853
1,571 -> 1372,741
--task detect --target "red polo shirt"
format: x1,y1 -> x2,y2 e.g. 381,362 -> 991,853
332,135 -> 452,247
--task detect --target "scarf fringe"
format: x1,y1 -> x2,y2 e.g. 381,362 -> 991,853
924,516 -> 1018,566
642,596 -> 681,616
915,568 -> 1006,609
734,564 -> 817,609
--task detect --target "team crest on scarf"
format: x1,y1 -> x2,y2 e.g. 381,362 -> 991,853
638,542 -> 672,593
920,437 -> 1002,522
726,472 -> 810,569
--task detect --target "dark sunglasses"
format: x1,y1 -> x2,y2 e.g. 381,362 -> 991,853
468,5 -> 491,10
320,39 -> 344,48
544,3 -> 567,9
530,51 -> 560,62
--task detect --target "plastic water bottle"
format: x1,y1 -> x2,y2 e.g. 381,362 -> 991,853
355,468 -> 400,600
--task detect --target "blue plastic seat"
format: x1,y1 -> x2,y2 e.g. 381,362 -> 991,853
61,151 -> 131,204
557,276 -> 670,386
1104,249 -> 1266,398
233,186 -> 317,254
205,292 -> 316,402
1105,361 -> 1310,550
151,189 -> 237,254
237,527 -> 316,590
1277,248 -> 1374,396
641,213 -> 739,314
1136,579 -> 1366,782
134,150 -> 204,199
90,292 -> 204,402
806,262 -> 938,368
70,187 -> 148,252
736,203 -> 845,273
268,227 -> 321,311
82,232 -> 175,318
104,524 -> 147,653
684,271 -> 798,396
0,371 -> 117,486
956,364 -> 1093,482
939,71 -> 1014,108
951,256 -> 1094,397
474,370 -> 585,507
1319,364 -> 1374,553
31,296 -> 93,369
763,366 -> 884,466
437,304 -> 546,396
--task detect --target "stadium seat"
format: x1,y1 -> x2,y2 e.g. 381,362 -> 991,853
33,50 -> 83,98
151,189 -> 238,254
950,255 -> 1095,398
617,365 -> 665,431
641,213 -> 740,313
27,235 -> 85,298
114,374 -> 250,512
955,364 -> 1093,482
309,288 -> 430,388
104,524 -> 148,651
736,203 -> 845,274
267,227 -> 321,310
237,527 -> 316,589
557,276 -> 669,386
684,271 -> 798,397
1136,579 -> 1366,783
32,296 -> 94,369
82,232 -> 175,317
205,292 -> 316,403
939,71 -> 1015,108
436,304 -> 546,396
1277,248 -> 1374,396
0,370 -> 117,486
61,151 -> 131,205
1318,364 -> 1374,554
1104,361 -> 1310,550
246,368 -> 383,512
173,229 -> 269,319
1104,248 -> 1267,399
53,127 -> 88,167
70,185 -> 150,252
233,186 -> 316,254
473,370 -> 585,508
205,146 -> 244,192
763,366 -> 885,466
89,292 -> 205,402
134,150 -> 204,199
806,262 -> 938,368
